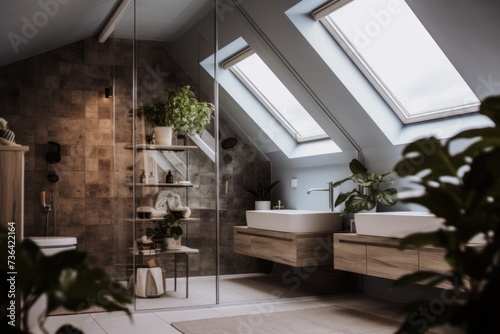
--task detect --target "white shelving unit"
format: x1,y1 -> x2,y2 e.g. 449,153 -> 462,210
127,142 -> 200,301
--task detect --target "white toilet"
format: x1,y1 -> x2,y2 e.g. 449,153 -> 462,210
28,236 -> 77,256
25,236 -> 78,332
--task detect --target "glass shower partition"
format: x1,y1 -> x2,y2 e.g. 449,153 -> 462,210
111,0 -> 218,311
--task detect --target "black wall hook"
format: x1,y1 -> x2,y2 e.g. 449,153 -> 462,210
46,142 -> 61,164
47,171 -> 59,183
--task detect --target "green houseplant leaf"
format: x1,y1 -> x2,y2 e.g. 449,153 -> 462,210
0,231 -> 131,333
244,180 -> 280,201
137,85 -> 214,135
146,212 -> 183,241
332,159 -> 397,214
394,95 -> 500,333
344,193 -> 376,213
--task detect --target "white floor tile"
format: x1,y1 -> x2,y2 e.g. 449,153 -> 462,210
39,314 -> 105,334
103,323 -> 180,334
91,311 -> 164,330
42,274 -> 407,334
155,307 -> 225,323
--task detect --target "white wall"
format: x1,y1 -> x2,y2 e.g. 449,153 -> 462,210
170,0 -> 500,213
168,0 -> 500,302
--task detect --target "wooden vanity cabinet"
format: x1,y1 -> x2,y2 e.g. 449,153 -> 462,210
233,226 -> 333,267
334,233 -> 454,289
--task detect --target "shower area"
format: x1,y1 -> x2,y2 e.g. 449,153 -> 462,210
106,0 -> 321,311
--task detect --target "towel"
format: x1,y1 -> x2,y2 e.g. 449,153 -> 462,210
154,190 -> 182,211
150,208 -> 168,218
154,190 -> 191,217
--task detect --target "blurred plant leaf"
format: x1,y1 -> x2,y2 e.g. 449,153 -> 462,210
393,95 -> 500,333
0,230 -> 132,333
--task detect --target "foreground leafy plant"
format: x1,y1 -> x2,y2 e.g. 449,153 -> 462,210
0,230 -> 132,334
393,95 -> 500,333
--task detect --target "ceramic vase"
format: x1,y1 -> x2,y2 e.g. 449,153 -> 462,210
165,237 -> 182,250
154,126 -> 173,146
254,201 -> 271,210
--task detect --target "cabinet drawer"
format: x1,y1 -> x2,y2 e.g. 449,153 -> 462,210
367,245 -> 418,280
233,227 -> 333,267
233,229 -> 297,266
419,249 -> 454,289
333,236 -> 366,274
419,249 -> 449,272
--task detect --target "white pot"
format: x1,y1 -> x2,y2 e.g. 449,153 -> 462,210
358,204 -> 377,213
154,126 -> 173,146
165,237 -> 182,250
255,201 -> 271,210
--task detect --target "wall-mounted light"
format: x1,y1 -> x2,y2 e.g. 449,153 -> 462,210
105,87 -> 113,98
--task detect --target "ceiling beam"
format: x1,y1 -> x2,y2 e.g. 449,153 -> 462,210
98,0 -> 131,43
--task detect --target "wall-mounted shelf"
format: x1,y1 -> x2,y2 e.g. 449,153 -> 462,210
126,144 -> 198,151
128,183 -> 195,187
126,217 -> 200,222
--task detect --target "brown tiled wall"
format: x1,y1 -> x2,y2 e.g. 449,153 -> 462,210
0,37 -> 267,278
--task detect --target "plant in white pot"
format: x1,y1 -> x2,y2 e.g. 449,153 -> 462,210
245,180 -> 280,210
137,85 -> 214,145
146,212 -> 183,250
332,159 -> 397,215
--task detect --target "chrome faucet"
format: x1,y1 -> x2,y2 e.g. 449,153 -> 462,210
307,182 -> 335,211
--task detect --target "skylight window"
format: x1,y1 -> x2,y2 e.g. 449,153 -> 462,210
229,52 -> 328,142
316,0 -> 479,124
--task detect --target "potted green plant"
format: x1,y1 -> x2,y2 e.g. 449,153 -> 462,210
137,85 -> 214,145
392,95 -> 500,333
332,159 -> 397,214
146,212 -> 184,250
244,180 -> 280,210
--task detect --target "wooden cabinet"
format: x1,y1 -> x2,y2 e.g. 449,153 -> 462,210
334,236 -> 366,274
0,146 -> 29,240
334,233 -> 456,289
233,226 -> 333,267
367,245 -> 418,280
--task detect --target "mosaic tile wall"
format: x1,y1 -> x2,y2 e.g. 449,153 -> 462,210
0,37 -> 269,278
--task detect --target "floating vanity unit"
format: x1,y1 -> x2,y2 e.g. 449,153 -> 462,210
234,227 -> 336,267
334,211 -> 485,289
234,210 -> 343,267
333,233 -> 460,289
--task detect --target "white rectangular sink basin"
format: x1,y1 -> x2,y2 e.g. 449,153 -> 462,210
355,211 -> 485,244
246,210 -> 342,233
